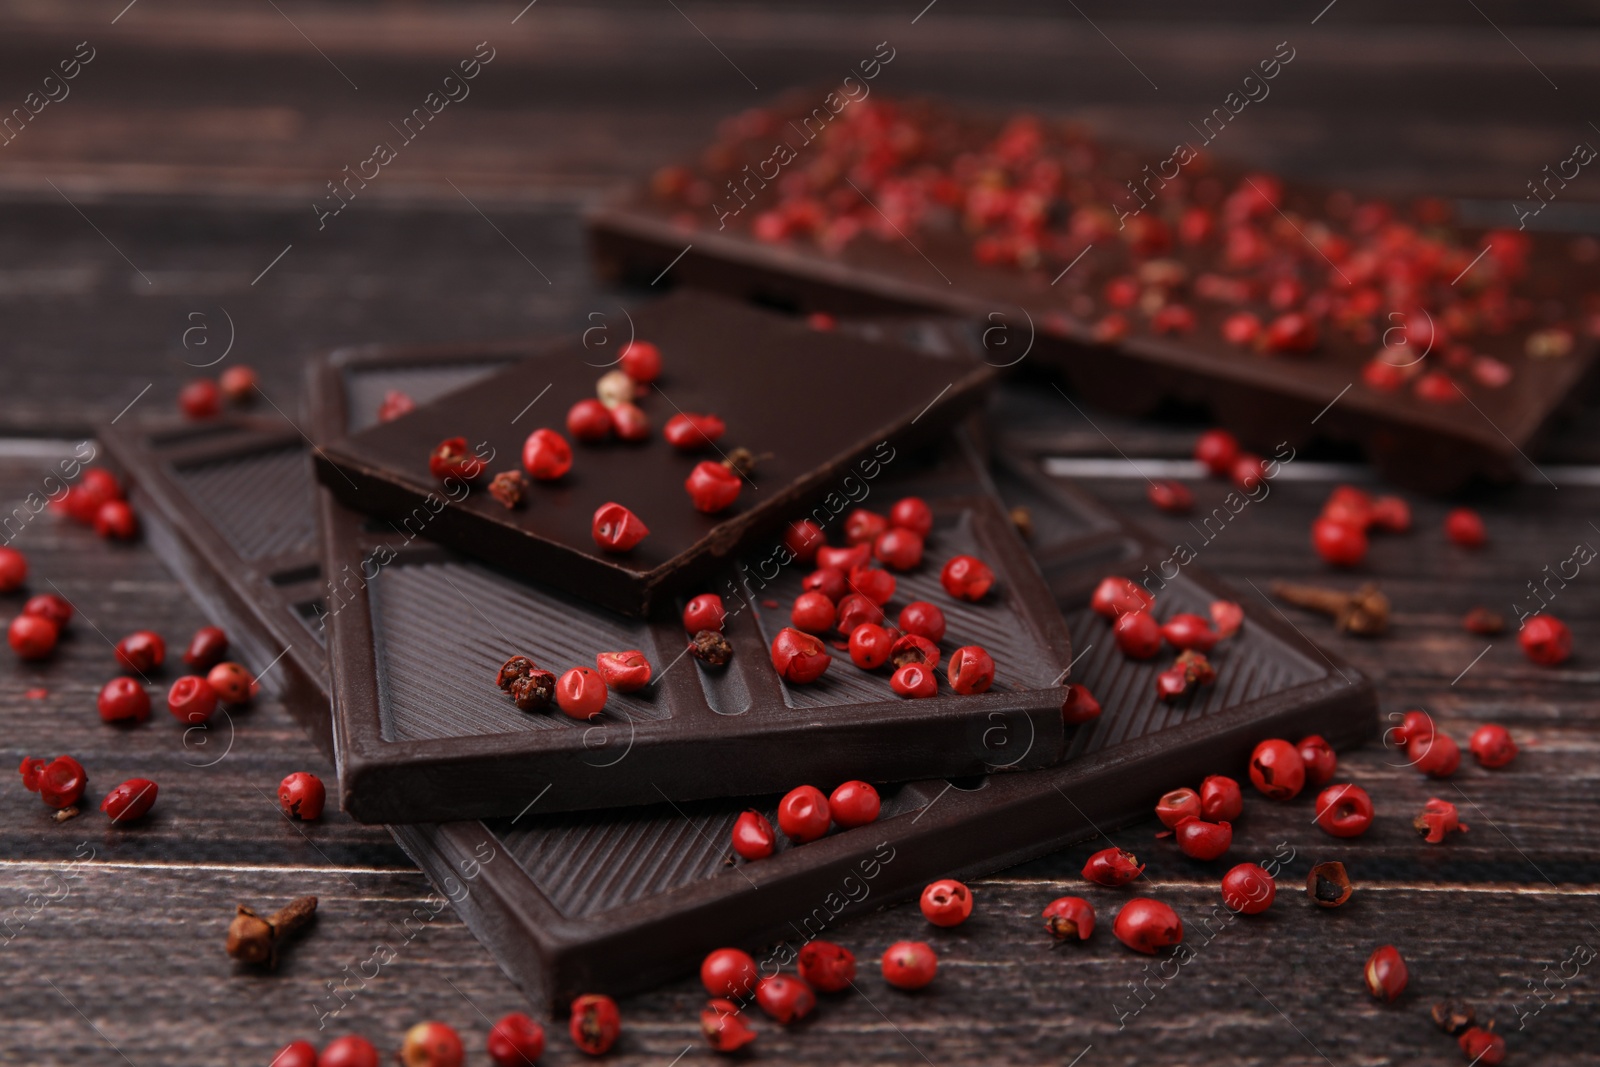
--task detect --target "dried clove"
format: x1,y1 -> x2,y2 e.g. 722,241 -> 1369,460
226,895 -> 317,968
1270,580 -> 1389,636
1009,506 -> 1034,541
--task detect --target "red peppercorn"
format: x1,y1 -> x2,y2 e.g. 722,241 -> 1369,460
896,601 -> 946,643
701,947 -> 758,998
1174,817 -> 1232,860
320,1035 -> 380,1067
1199,775 -> 1243,820
1062,683 -> 1101,724
94,500 -> 138,541
555,667 -> 608,720
1313,783 -> 1374,837
816,543 -> 871,573
0,546 -> 25,591
97,677 -> 151,724
890,662 -> 938,698
834,593 -> 884,636
828,780 -> 880,827
521,428 -> 573,480
183,625 -> 228,670
1155,787 -> 1202,830
428,437 -> 483,482
1458,1027 -> 1505,1065
700,998 -> 755,1053
591,502 -> 649,552
797,940 -> 855,993
1230,453 -> 1267,492
487,1012 -> 545,1067
1160,613 -> 1217,652
847,623 -> 895,669
270,1039 -> 317,1067
378,390 -> 415,422
24,593 -> 72,627
920,879 -> 973,927
567,399 -> 613,442
610,401 -> 650,442
1410,730 -> 1461,778
1221,863 -> 1276,915
803,566 -> 848,604
1042,896 -> 1095,942
784,520 -> 825,563
167,675 -> 219,724
1089,576 -> 1154,618
844,508 -> 889,546
683,593 -> 725,634
1210,599 -> 1243,638
947,645 -> 995,695
63,468 -> 123,525
218,364 -> 257,405
1082,847 -> 1144,886
20,754 -> 87,808
278,771 -> 326,820
890,497 -> 933,536
873,527 -> 924,572
596,650 -> 652,692
731,810 -> 776,860
1364,944 -> 1408,1002
1220,311 -> 1261,346
9,614 -> 59,660
1312,516 -> 1367,567
400,1022 -> 462,1067
115,630 -> 165,675
1468,724 -> 1517,768
788,591 -> 835,634
569,994 -> 621,1056
1519,614 -> 1571,666
1263,311 -> 1319,353
1369,495 -> 1411,532
847,564 -> 896,606
1113,611 -> 1162,659
1443,507 -> 1486,547
881,941 -> 937,990
663,412 -> 726,451
1146,479 -> 1194,514
1194,429 -> 1240,476
207,661 -> 257,704
1393,708 -> 1436,748
686,460 -> 741,513
778,785 -> 831,843
619,339 -> 661,382
889,633 -> 940,670
179,378 -> 221,419
1414,797 -> 1469,843
771,626 -> 832,683
755,974 -> 816,1023
940,554 -> 995,601
1297,734 -> 1337,785
1249,738 -> 1306,800
1113,898 -> 1183,954
100,778 -> 158,824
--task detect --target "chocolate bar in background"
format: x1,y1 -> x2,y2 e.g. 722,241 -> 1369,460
313,291 -> 995,616
101,331 -> 1375,1011
587,94 -> 1600,493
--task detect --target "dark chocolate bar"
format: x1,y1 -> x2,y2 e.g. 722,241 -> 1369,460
587,95 -> 1600,492
310,342 -> 1069,824
103,339 -> 1376,1012
313,291 -> 994,616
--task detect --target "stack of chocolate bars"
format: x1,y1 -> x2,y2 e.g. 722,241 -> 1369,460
102,289 -> 1374,1010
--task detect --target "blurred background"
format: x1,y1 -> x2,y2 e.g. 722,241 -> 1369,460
2,0 -> 1598,432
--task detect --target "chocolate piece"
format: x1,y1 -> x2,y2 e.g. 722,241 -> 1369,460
103,335 -> 1376,1013
588,95 -> 1600,493
312,346 -> 1067,824
313,291 -> 994,616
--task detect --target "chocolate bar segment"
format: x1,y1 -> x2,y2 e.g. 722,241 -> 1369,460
313,291 -> 995,615
588,95 -> 1600,492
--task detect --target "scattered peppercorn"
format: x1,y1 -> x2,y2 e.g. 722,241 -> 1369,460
1082,846 -> 1144,886
1113,897 -> 1183,954
1062,683 -> 1102,724
497,655 -> 556,712
691,629 -> 734,667
591,501 -> 649,552
1443,507 -> 1487,547
277,772 -> 326,821
701,947 -> 758,998
798,940 -> 856,992
1155,787 -> 1202,830
1463,606 -> 1505,635
400,1022 -> 463,1067
1199,775 -> 1243,821
1307,861 -> 1353,907
881,940 -> 938,990
1518,614 -> 1571,666
1457,1026 -> 1505,1065
569,994 -> 621,1056
1364,944 -> 1408,1001
1043,896 -> 1095,941
755,973 -> 816,1023
1249,738 -> 1307,800
663,412 -> 726,451
488,470 -> 527,509
828,780 -> 880,828
487,1012 -> 545,1066
183,625 -> 229,671
1468,724 -> 1517,768
1314,783 -> 1375,838
920,879 -> 973,927
730,810 -> 776,861
114,630 -> 165,675
1174,817 -> 1232,860
1414,797 -> 1469,843
1220,863 -> 1276,915
1431,999 -> 1476,1036
100,778 -> 158,824
701,998 -> 756,1053
777,785 -> 831,843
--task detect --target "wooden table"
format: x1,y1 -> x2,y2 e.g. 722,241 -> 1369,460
2,3 -> 1596,1063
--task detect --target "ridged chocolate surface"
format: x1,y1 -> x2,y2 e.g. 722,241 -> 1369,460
172,445 -> 316,561
345,363 -> 506,434
369,559 -> 665,741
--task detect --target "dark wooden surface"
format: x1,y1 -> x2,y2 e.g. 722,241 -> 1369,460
2,3 -> 1598,1063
